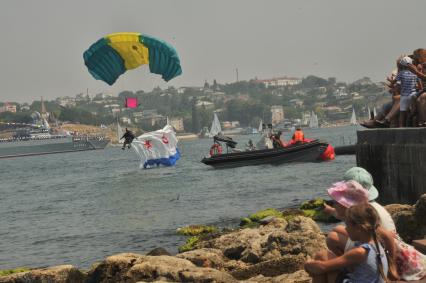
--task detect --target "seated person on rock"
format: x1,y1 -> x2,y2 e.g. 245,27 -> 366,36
315,166 -> 426,281
305,201 -> 390,283
387,56 -> 421,127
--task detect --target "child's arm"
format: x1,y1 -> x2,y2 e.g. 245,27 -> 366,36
418,79 -> 423,92
304,247 -> 367,275
408,63 -> 426,79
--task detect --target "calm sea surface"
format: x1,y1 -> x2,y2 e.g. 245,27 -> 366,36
0,126 -> 360,269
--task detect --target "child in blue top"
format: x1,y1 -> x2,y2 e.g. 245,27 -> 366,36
305,203 -> 389,283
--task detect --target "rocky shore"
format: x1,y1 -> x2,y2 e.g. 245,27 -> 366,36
1,195 -> 425,283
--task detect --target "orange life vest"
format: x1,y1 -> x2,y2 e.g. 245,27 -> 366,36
293,130 -> 304,142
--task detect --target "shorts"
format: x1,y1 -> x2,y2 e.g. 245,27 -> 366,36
400,94 -> 416,111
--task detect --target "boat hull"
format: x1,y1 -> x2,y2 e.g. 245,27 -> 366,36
0,137 -> 110,159
201,140 -> 328,169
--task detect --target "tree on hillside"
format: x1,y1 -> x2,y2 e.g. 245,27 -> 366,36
300,75 -> 329,88
0,112 -> 33,123
224,100 -> 268,126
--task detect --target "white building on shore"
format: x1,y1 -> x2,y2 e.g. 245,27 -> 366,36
271,105 -> 284,126
258,76 -> 302,87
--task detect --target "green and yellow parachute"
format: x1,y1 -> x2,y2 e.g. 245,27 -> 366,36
83,32 -> 182,85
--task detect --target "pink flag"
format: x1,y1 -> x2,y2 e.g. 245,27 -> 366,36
125,97 -> 138,108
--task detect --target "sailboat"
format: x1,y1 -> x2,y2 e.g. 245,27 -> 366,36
309,111 -> 319,128
350,108 -> 357,125
116,117 -> 125,145
258,119 -> 263,133
208,113 -> 222,138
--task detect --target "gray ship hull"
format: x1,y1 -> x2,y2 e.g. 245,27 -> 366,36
0,137 -> 110,159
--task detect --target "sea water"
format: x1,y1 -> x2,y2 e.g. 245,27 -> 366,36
0,126 -> 359,269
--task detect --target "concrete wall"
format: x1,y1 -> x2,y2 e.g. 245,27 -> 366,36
356,128 -> 426,205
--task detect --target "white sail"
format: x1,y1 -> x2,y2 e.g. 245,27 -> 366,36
258,119 -> 263,132
209,113 -> 222,137
367,106 -> 371,119
117,117 -> 125,143
350,108 -> 357,125
373,107 -> 377,118
309,111 -> 319,128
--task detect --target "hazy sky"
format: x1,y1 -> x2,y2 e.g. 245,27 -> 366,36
1,0 -> 425,103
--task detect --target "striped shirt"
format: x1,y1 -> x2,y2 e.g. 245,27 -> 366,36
396,70 -> 419,96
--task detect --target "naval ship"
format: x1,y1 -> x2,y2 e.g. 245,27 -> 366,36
0,126 -> 110,159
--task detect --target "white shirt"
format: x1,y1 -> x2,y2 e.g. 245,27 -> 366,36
370,201 -> 396,232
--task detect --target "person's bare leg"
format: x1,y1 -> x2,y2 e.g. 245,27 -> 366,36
312,274 -> 327,283
409,95 -> 418,127
326,225 -> 348,256
417,93 -> 426,125
311,250 -> 337,283
399,111 -> 407,127
385,99 -> 400,122
326,271 -> 340,283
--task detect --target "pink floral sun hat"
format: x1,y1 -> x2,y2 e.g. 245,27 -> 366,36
327,180 -> 369,208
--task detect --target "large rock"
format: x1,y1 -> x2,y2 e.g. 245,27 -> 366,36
176,248 -> 226,270
243,270 -> 311,283
0,265 -> 86,283
195,216 -> 325,278
86,253 -> 237,283
86,253 -> 145,283
414,194 -> 426,225
230,254 -> 305,280
385,194 -> 426,242
146,247 -> 171,256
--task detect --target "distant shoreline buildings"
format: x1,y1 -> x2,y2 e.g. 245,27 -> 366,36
257,76 -> 302,87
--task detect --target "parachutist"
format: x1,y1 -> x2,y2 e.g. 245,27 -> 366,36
121,128 -> 135,150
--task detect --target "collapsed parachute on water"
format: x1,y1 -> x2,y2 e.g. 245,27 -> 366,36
132,125 -> 180,169
83,32 -> 182,85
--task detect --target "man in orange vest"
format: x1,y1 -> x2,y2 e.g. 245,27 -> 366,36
292,127 -> 305,144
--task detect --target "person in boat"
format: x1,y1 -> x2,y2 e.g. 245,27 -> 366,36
121,128 -> 135,150
271,131 -> 284,149
245,139 -> 256,151
292,127 -> 305,144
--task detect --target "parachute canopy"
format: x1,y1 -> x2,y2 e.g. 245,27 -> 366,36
83,32 -> 182,85
132,125 -> 180,169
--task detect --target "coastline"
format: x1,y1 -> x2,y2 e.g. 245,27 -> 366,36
2,195 -> 424,283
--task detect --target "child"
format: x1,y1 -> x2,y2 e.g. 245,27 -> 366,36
305,203 -> 389,283
393,56 -> 421,127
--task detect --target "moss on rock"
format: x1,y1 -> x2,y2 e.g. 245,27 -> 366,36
0,267 -> 31,277
299,198 -> 339,223
178,236 -> 200,253
177,225 -> 218,236
248,208 -> 283,222
300,198 -> 325,210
